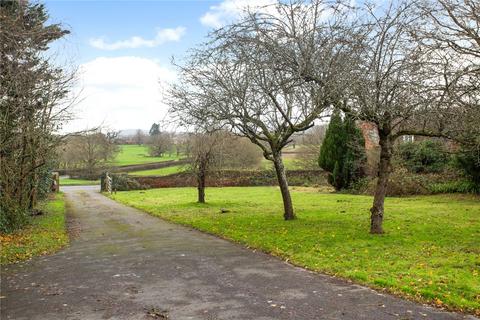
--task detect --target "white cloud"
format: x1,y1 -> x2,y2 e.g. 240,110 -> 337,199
200,0 -> 277,28
64,56 -> 176,132
89,27 -> 186,50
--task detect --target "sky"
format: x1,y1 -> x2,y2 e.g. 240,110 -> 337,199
45,0 -> 276,133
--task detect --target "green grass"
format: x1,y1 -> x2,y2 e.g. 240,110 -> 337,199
111,145 -> 181,166
259,157 -> 302,170
128,165 -> 185,176
0,193 -> 69,264
60,177 -> 100,186
110,187 -> 480,315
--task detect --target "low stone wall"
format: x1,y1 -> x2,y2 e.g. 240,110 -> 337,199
133,170 -> 327,189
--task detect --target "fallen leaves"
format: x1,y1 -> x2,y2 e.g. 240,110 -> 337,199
1,195 -> 68,265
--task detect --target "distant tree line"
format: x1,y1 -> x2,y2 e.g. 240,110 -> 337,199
58,129 -> 119,179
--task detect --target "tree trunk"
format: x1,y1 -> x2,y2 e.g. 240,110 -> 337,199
370,133 -> 393,234
197,163 -> 206,204
272,152 -> 295,220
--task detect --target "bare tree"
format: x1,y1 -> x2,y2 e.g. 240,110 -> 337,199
337,2 -> 454,233
184,131 -> 262,203
295,125 -> 327,169
173,133 -> 190,157
133,129 -> 145,145
169,1 -> 350,220
147,132 -> 174,157
246,0 -> 462,233
186,131 -> 224,203
60,130 -> 119,178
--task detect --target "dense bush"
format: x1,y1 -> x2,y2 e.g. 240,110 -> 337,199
455,147 -> 480,192
319,110 -> 366,190
0,200 -> 29,234
36,165 -> 55,201
396,140 -> 449,173
351,167 -> 464,196
364,168 -> 430,196
0,165 -> 55,233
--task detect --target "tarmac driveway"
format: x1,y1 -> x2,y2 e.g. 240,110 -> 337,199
1,185 -> 477,320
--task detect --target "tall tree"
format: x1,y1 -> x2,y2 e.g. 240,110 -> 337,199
340,2 -> 441,233
269,1 -> 448,233
0,1 -> 74,231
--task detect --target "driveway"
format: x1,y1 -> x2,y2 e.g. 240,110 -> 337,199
1,186 -> 476,320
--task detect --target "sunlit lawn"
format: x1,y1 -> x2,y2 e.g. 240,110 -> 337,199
111,145 -> 182,166
0,193 -> 68,264
111,186 -> 480,315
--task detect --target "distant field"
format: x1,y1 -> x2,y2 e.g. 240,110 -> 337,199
114,144 -> 305,169
111,145 -> 182,166
60,178 -> 99,186
128,165 -> 186,176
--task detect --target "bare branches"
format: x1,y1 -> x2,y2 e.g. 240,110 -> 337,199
168,1 -> 356,219
167,0 -> 480,227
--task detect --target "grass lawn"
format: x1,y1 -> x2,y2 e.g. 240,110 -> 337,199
110,186 -> 480,315
259,157 -> 302,170
111,145 -> 181,166
128,164 -> 185,176
60,177 -> 100,186
0,193 -> 69,264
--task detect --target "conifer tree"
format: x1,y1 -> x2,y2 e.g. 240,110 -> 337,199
319,110 -> 366,190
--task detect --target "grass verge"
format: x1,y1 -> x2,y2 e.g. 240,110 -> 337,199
0,193 -> 69,264
110,186 -> 480,315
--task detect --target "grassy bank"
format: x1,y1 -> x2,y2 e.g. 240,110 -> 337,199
0,193 -> 69,264
110,186 -> 480,315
